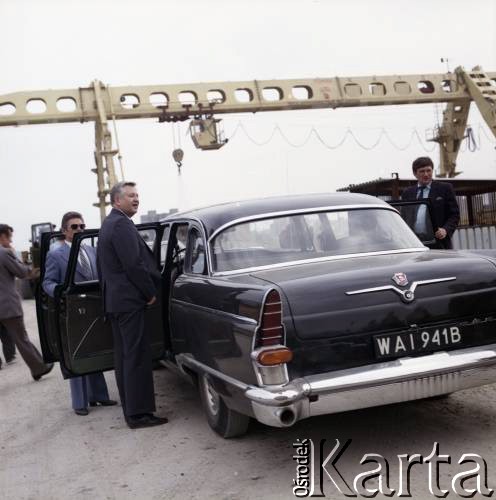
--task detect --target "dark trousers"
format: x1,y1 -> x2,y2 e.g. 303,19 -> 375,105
110,308 -> 156,418
69,373 -> 110,410
0,316 -> 48,377
0,324 -> 16,363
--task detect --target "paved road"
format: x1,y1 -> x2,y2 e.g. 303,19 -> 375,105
1,300 -> 496,499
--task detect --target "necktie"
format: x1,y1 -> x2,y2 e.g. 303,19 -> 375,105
79,246 -> 93,279
415,186 -> 427,234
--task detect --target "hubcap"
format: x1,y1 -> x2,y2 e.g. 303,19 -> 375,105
202,376 -> 220,416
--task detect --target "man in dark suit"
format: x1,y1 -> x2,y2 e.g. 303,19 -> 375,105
43,211 -> 116,416
401,156 -> 460,249
97,182 -> 167,429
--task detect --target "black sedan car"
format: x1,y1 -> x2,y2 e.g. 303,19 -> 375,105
36,193 -> 496,437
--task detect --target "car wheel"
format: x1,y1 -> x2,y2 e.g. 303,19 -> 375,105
199,373 -> 249,438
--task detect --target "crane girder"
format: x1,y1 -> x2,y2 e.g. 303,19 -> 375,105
1,71 -> 495,126
457,66 -> 496,138
1,67 -> 495,219
430,101 -> 471,178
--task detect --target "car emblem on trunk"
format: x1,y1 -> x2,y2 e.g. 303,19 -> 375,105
392,273 -> 408,287
345,277 -> 456,303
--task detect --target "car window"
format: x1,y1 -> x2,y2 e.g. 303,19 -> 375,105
74,235 -> 99,284
167,223 -> 189,284
173,224 -> 188,263
139,228 -> 156,250
188,228 -> 206,275
160,225 -> 170,268
398,202 -> 435,241
212,208 -> 423,272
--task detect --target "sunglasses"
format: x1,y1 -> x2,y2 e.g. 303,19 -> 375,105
69,224 -> 86,230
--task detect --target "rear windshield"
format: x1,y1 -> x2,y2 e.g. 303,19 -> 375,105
212,208 -> 422,272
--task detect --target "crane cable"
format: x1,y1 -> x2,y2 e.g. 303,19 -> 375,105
228,122 -> 439,153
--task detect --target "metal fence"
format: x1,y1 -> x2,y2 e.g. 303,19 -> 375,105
457,193 -> 496,228
452,225 -> 496,250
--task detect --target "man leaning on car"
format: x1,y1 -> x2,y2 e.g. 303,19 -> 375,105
401,156 -> 460,249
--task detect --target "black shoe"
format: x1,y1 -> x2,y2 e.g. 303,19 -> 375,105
32,363 -> 54,381
74,408 -> 89,416
126,413 -> 168,429
6,356 -> 16,364
90,399 -> 118,407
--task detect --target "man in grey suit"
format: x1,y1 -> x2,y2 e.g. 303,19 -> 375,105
43,212 -> 116,416
0,324 -> 16,368
97,182 -> 167,429
0,224 -> 53,380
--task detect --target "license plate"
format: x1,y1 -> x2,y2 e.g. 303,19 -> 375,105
373,325 -> 463,360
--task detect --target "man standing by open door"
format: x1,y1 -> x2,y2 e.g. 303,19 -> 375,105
402,156 -> 460,249
43,211 -> 116,416
97,181 -> 167,429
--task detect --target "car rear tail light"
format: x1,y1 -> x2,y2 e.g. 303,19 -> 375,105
257,347 -> 293,366
257,289 -> 284,347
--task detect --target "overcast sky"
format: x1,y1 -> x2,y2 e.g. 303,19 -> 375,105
1,0 -> 495,249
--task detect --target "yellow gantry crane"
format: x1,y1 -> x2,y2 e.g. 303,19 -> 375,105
1,65 -> 495,220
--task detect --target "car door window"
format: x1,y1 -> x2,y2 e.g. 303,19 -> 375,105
139,228 -> 156,251
390,200 -> 436,247
74,235 -> 99,284
188,228 -> 207,275
168,223 -> 189,284
160,225 -> 171,269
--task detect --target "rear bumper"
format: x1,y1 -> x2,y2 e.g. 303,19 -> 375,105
177,344 -> 496,428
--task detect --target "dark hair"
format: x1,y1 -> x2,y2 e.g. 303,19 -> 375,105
412,156 -> 434,173
60,211 -> 83,230
0,224 -> 13,237
110,181 -> 137,205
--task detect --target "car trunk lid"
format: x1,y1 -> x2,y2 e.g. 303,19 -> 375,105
250,251 -> 496,341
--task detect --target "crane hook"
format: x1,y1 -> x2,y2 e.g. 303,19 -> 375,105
172,148 -> 184,172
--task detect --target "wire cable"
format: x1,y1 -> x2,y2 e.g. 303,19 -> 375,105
227,121 -> 440,153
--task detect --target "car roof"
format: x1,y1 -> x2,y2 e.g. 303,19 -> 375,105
162,192 -> 390,238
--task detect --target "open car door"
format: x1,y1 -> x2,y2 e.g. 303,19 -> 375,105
390,199 -> 438,249
35,223 -> 165,377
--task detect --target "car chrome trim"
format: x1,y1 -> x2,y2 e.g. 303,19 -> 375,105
178,344 -> 496,428
72,316 -> 100,357
251,345 -> 291,386
176,353 -> 252,392
346,277 -> 456,303
170,298 -> 258,325
208,204 -> 395,243
210,248 -> 428,277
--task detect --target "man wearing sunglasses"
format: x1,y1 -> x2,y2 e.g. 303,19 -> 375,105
43,211 -> 116,416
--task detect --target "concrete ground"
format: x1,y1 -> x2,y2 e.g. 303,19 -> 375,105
1,300 -> 496,499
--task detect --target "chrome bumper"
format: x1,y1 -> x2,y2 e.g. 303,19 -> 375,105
176,344 -> 496,428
